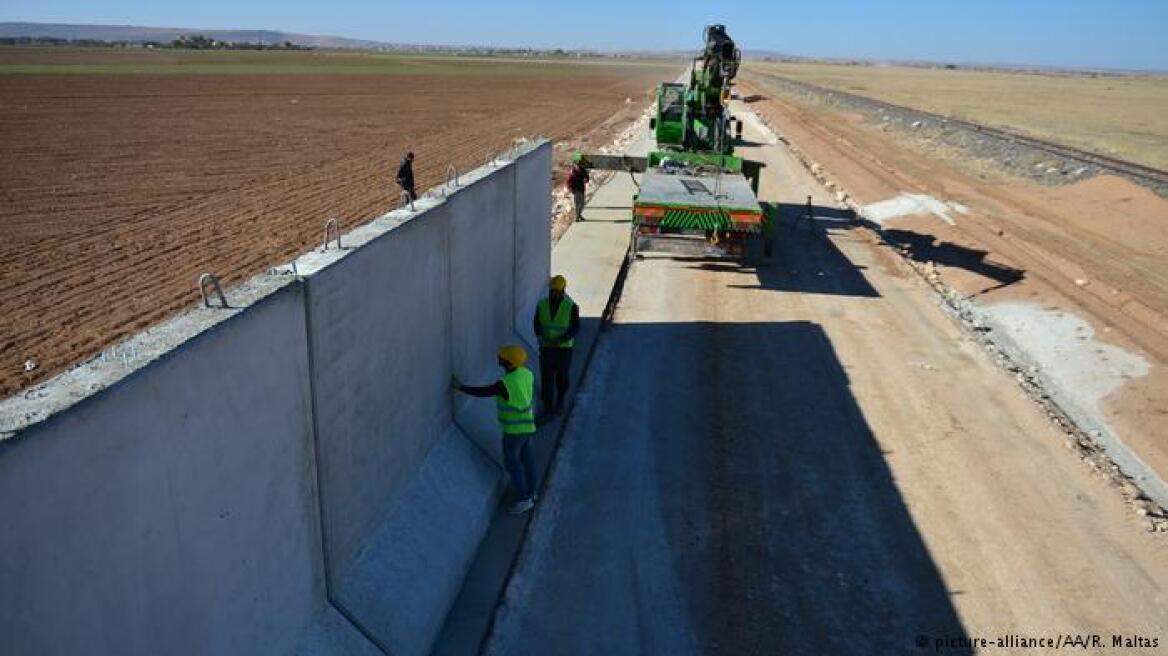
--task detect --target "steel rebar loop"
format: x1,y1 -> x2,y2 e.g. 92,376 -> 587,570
198,273 -> 228,309
322,217 -> 341,251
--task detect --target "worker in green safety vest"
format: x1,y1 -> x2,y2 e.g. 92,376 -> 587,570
451,345 -> 538,515
533,275 -> 580,419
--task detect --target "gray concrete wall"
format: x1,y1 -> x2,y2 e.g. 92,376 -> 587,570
450,163 -> 521,463
306,205 -> 457,577
0,286 -> 329,656
512,142 -> 554,352
0,140 -> 552,656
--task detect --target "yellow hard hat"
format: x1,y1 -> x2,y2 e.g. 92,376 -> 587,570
497,345 -> 528,368
549,275 -> 567,292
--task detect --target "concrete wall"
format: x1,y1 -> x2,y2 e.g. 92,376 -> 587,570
512,142 -> 554,352
0,286 -> 330,656
0,140 -> 552,656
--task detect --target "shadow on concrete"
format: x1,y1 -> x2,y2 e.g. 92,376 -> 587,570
669,212 -> 880,297
491,318 -> 971,654
647,319 -> 971,654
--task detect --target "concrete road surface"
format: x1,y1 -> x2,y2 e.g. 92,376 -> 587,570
483,113 -> 1167,655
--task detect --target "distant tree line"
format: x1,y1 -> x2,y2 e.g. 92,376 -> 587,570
168,35 -> 311,50
0,35 -> 313,50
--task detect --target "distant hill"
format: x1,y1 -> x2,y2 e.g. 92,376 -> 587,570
0,22 -> 392,49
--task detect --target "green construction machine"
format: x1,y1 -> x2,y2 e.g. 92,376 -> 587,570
578,24 -> 770,257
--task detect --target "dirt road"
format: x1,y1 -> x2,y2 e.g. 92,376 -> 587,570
737,75 -> 1168,500
484,118 -> 1166,654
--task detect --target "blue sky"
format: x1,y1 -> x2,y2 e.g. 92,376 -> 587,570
2,0 -> 1166,70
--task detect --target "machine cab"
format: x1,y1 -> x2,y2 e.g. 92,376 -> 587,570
654,82 -> 686,148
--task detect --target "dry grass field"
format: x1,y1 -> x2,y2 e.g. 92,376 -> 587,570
746,61 -> 1168,170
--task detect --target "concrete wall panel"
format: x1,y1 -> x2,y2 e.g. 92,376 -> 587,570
0,286 -> 327,656
448,163 -> 518,461
513,142 -> 554,352
0,139 -> 553,656
305,205 -> 454,576
338,426 -> 498,656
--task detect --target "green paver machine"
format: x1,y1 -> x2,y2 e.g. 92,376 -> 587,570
578,24 -> 772,257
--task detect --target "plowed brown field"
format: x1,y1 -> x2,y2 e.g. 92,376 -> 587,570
0,63 -> 671,396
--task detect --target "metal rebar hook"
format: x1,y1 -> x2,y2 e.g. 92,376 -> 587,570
322,217 -> 341,251
198,273 -> 228,309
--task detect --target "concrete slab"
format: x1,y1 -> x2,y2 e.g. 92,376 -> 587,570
305,204 -> 455,579
338,426 -> 500,656
449,162 -> 519,463
513,142 -> 554,354
0,285 -> 335,656
292,606 -> 385,656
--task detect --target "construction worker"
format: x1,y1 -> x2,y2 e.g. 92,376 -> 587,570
533,275 -> 579,418
567,158 -> 590,222
396,151 -> 417,203
451,345 -> 538,514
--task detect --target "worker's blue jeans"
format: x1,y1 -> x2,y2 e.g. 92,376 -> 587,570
503,435 -> 536,502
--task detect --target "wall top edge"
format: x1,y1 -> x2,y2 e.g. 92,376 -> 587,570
0,138 -> 552,441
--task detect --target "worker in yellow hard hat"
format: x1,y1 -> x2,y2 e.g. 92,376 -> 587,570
451,344 -> 538,514
533,274 -> 579,419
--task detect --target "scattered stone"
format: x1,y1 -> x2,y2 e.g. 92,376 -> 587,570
1074,278 -> 1090,287
23,359 -> 37,372
911,120 -> 922,128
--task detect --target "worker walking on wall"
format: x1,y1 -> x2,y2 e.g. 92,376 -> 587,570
396,151 -> 417,203
567,158 -> 590,222
534,275 -> 580,419
451,345 -> 538,514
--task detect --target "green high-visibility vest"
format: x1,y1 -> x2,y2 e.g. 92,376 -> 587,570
537,296 -> 576,348
497,366 -> 536,435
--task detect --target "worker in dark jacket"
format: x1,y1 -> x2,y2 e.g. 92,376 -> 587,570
533,275 -> 580,418
396,151 -> 417,202
451,345 -> 538,514
567,159 -> 589,221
